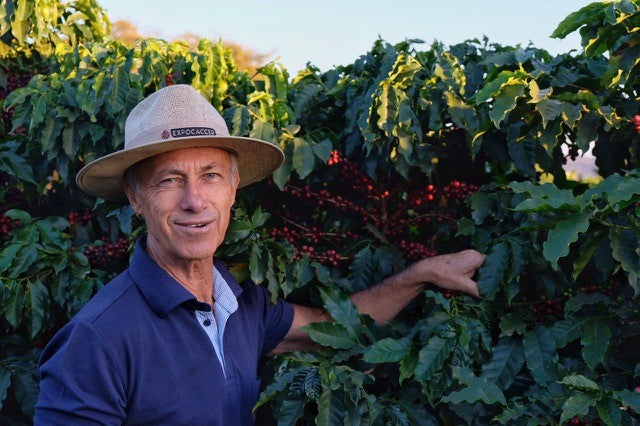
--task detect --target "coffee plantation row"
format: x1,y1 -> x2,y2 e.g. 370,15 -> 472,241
1,0 -> 640,424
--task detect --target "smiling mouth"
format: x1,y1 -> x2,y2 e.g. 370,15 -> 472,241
175,220 -> 213,228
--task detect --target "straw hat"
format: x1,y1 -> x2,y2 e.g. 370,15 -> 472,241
76,84 -> 284,202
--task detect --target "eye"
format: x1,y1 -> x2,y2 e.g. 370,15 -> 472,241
159,176 -> 179,185
205,172 -> 222,180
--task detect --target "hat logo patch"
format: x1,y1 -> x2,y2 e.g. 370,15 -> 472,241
161,129 -> 170,139
170,127 -> 217,138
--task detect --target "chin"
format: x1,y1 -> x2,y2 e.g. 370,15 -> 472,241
171,244 -> 218,262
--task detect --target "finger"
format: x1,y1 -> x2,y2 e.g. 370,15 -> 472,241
461,277 -> 480,298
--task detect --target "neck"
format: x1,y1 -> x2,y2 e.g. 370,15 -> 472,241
146,237 -> 214,304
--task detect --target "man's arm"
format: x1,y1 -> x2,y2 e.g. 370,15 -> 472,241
271,249 -> 485,354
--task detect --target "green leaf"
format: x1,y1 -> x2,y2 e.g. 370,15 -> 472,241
474,71 -> 513,104
303,322 -> 357,349
10,245 -> 38,278
0,365 -> 10,410
523,325 -> 558,386
376,83 -> 398,137
304,369 -> 321,399
560,374 -> 601,392
29,94 -> 47,132
488,81 -> 527,127
582,319 -> 611,371
0,243 -> 21,271
607,176 -> 640,208
274,397 -> 306,426
573,229 -> 607,280
0,150 -> 36,184
315,386 -> 345,426
507,138 -> 536,177
224,218 -> 254,243
250,120 -> 276,142
564,293 -> 613,315
609,227 -> 640,296
362,338 -> 411,363
292,137 -> 314,179
230,106 -> 250,136
480,337 -> 525,390
509,182 -> 577,211
477,242 -> 509,300
535,98 -> 563,128
442,367 -> 506,405
576,112 -> 600,151
253,368 -> 299,412
4,283 -> 25,328
348,245 -> 376,292
11,359 -> 39,417
317,285 -> 361,339
615,389 -> 640,414
596,397 -> 622,426
10,0 -> 33,42
550,317 -> 590,348
499,313 -> 526,337
559,392 -> 598,425
551,2 -> 607,39
311,139 -> 332,162
399,346 -> 418,383
543,211 -> 591,269
414,336 -> 456,381
28,281 -> 49,339
4,209 -> 32,222
105,66 -> 130,115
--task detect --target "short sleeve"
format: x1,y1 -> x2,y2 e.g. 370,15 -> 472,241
251,285 -> 294,355
34,320 -> 126,424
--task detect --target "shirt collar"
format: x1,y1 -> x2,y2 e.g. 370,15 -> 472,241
128,237 -> 243,317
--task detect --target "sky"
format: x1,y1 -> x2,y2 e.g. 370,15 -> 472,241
99,0 -> 590,73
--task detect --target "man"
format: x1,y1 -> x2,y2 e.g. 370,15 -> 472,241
35,85 -> 484,424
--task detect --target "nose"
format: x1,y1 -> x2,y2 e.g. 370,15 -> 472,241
180,179 -> 207,213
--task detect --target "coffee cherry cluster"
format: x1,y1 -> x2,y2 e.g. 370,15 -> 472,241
335,159 -> 380,202
531,296 -> 564,317
327,149 -> 340,166
441,181 -> 478,200
270,225 -> 324,245
284,184 -> 368,217
399,240 -> 436,262
563,279 -> 621,298
68,208 -> 94,226
0,214 -> 19,238
410,184 -> 437,206
83,237 -> 130,269
164,73 -> 175,86
633,114 -> 640,134
316,249 -> 342,266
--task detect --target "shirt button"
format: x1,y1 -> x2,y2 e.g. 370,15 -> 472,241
203,319 -> 211,327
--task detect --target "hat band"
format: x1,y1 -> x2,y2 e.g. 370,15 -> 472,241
125,121 -> 231,150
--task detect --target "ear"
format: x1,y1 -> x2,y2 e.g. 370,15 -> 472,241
124,185 -> 141,215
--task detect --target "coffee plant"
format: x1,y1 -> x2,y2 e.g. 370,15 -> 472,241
1,0 -> 640,424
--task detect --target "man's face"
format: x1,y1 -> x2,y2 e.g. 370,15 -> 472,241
125,147 -> 238,264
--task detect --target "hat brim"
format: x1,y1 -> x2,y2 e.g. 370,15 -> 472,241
76,135 -> 284,202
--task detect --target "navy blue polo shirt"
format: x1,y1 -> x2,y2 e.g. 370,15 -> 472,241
34,238 -> 294,425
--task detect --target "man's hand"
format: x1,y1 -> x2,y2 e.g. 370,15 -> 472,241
401,249 -> 486,298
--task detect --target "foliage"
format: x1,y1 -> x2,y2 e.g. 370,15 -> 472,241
1,0 -> 640,424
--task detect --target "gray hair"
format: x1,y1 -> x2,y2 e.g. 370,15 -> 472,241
123,150 -> 239,197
